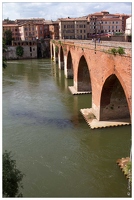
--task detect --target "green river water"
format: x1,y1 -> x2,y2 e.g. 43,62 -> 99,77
3,59 -> 131,197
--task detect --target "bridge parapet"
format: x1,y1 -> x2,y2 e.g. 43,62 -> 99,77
66,41 -> 132,57
53,40 -> 131,57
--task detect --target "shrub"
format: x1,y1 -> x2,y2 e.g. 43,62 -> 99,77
117,47 -> 125,55
16,46 -> 24,57
110,48 -> 117,55
3,151 -> 24,197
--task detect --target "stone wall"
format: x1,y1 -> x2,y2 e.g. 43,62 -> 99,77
5,45 -> 37,60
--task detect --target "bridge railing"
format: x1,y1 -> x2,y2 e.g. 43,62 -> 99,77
57,40 -> 132,57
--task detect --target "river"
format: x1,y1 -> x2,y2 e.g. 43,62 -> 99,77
3,59 -> 131,197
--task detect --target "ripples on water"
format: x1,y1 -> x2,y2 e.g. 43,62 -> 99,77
10,110 -> 73,129
3,59 -> 131,197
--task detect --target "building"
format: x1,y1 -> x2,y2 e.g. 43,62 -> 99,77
3,19 -> 20,41
49,21 -> 59,39
125,17 -> 132,35
3,18 -> 50,41
87,11 -> 130,36
5,40 -> 37,59
58,16 -> 88,40
2,11 -> 131,42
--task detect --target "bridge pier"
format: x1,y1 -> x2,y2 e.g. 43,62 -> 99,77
58,55 -> 64,69
80,108 -> 130,129
64,56 -> 74,78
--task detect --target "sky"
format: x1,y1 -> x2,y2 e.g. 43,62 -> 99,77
1,1 -> 132,21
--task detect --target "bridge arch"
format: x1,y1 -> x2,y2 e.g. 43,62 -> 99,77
51,43 -> 54,59
55,45 -> 58,63
66,50 -> 73,78
77,55 -> 92,92
60,46 -> 64,69
100,74 -> 130,121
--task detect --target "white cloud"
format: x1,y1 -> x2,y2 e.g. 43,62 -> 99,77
2,2 -> 132,21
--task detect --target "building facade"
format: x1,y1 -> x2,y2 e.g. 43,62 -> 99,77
58,16 -> 88,39
125,17 -> 132,35
2,18 -> 50,41
87,11 -> 130,36
2,11 -> 131,42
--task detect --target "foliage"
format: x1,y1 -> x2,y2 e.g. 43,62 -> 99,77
110,48 -> 117,55
117,47 -> 125,55
58,40 -> 62,45
124,161 -> 132,182
4,29 -> 13,45
3,39 -> 7,68
41,38 -> 44,43
55,46 -> 59,53
16,46 -> 24,57
114,32 -> 124,36
3,57 -> 7,69
3,150 -> 24,197
108,47 -> 125,55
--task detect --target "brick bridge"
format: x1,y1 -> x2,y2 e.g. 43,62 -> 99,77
50,40 -> 132,128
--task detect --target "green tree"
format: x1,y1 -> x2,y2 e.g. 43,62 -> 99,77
3,151 -> 24,197
16,46 -> 24,57
3,39 -> 7,68
4,29 -> 13,45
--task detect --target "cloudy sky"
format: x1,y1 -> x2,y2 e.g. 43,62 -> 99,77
2,1 -> 132,21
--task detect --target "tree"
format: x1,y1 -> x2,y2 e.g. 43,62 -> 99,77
16,46 -> 24,57
4,29 -> 13,45
3,151 -> 24,197
3,39 -> 7,68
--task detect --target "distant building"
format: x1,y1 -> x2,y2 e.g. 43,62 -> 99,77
3,18 -> 50,41
87,11 -> 130,36
2,11 -> 131,42
58,16 -> 88,39
5,40 -> 37,59
125,17 -> 131,35
49,21 -> 59,39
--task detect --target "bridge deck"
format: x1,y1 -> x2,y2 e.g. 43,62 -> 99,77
61,39 -> 132,56
80,108 -> 130,129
